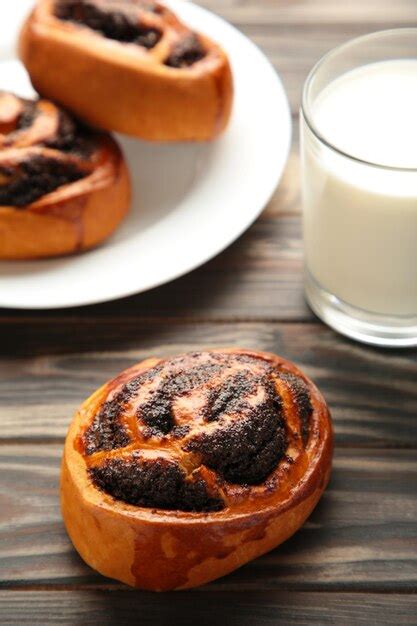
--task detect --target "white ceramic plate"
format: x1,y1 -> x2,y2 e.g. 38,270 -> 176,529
0,0 -> 291,309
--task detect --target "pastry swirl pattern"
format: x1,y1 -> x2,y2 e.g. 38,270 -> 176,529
0,92 -> 95,207
0,91 -> 130,259
55,0 -> 208,67
20,0 -> 234,141
78,351 -> 317,513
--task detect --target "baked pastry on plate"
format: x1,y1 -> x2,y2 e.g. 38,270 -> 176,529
20,0 -> 234,141
0,92 -> 130,259
61,348 -> 333,590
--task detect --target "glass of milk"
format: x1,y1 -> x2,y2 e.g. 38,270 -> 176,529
301,29 -> 417,347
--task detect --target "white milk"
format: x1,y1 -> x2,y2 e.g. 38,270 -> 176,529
302,60 -> 417,316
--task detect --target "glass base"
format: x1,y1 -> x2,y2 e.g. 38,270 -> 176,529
305,270 -> 417,348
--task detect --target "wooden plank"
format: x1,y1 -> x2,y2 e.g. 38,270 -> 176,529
264,138 -> 300,219
199,0 -> 417,26
241,25 -> 370,113
1,321 -> 416,447
0,445 -> 416,590
1,590 -> 417,626
0,0 -> 415,616
198,2 -> 417,114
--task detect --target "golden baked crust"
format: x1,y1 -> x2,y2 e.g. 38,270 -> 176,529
0,92 -> 130,259
20,0 -> 234,141
61,348 -> 333,590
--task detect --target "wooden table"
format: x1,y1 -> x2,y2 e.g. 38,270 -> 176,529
1,1 -> 417,624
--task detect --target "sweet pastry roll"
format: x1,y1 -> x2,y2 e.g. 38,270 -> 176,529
0,92 -> 130,259
20,0 -> 234,141
61,348 -> 333,590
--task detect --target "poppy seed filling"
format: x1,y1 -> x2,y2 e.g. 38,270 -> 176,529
85,353 -> 312,512
90,455 -> 224,512
0,156 -> 85,207
165,33 -> 206,68
55,0 -> 207,65
55,0 -> 162,48
0,99 -> 95,207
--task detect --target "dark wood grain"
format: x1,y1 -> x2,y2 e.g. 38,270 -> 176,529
1,0 -> 417,621
200,0 -> 417,115
200,0 -> 417,25
1,590 -> 417,626
1,321 -> 416,447
1,445 -> 416,590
